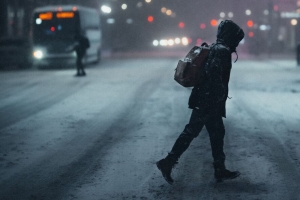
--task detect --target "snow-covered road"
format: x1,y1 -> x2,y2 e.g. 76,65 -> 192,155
0,58 -> 300,200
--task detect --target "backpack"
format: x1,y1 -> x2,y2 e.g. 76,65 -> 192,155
174,43 -> 210,87
82,37 -> 90,49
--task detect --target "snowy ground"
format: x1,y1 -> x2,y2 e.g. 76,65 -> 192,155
0,57 -> 300,200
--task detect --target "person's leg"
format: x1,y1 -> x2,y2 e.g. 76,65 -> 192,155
76,56 -> 81,76
166,109 -> 205,162
157,109 -> 205,184
205,115 -> 226,168
80,55 -> 86,75
205,115 -> 240,182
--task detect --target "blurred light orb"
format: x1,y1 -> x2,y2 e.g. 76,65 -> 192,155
168,39 -> 174,46
178,22 -> 185,28
228,12 -> 233,18
101,5 -> 111,14
153,40 -> 159,46
259,25 -> 267,31
121,4 -> 127,10
247,20 -> 254,27
160,40 -> 167,46
175,38 -> 180,44
33,50 -> 43,59
36,18 -> 42,24
161,7 -> 167,13
126,18 -> 133,24
278,35 -> 284,41
182,37 -> 188,46
200,23 -> 206,29
166,10 -> 172,15
196,38 -> 202,46
147,16 -> 154,23
245,9 -> 251,15
137,2 -> 143,8
220,12 -> 225,18
291,19 -> 298,26
210,19 -> 218,27
145,0 -> 151,3
106,18 -> 115,24
264,10 -> 269,15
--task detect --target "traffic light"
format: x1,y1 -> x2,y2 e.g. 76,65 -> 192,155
178,22 -> 185,28
147,16 -> 154,23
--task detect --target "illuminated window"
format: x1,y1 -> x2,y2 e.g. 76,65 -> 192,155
56,12 -> 74,18
39,12 -> 53,20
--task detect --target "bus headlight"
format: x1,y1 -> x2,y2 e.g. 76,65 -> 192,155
33,50 -> 43,59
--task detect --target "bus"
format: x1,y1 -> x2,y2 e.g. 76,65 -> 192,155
32,5 -> 101,68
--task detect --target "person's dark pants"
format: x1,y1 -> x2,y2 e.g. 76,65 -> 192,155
166,109 -> 226,168
76,53 -> 86,75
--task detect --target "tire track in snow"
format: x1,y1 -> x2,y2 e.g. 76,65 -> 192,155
0,65 -> 166,200
231,95 -> 300,200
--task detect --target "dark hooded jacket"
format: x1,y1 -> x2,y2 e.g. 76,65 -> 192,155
188,20 -> 244,117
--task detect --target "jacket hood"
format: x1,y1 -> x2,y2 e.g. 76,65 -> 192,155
216,20 -> 244,53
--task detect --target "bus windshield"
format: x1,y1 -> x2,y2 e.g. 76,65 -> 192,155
33,12 -> 79,43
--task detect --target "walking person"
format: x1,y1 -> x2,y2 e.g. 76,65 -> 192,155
74,33 -> 90,76
156,20 -> 245,184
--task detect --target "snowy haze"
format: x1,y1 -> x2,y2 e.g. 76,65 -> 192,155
0,56 -> 300,199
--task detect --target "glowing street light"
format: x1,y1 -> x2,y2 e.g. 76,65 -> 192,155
220,12 -> 225,18
101,5 -> 111,14
291,19 -> 298,26
166,10 -> 172,16
245,9 -> 251,15
182,37 -> 188,45
153,40 -> 159,46
121,4 -> 127,10
264,10 -> 269,15
168,39 -> 174,46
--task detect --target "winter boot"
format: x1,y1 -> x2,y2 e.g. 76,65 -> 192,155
214,167 -> 240,182
156,158 -> 177,184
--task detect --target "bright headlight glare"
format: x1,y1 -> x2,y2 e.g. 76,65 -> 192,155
33,50 -> 43,59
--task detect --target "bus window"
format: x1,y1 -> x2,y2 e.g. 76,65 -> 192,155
33,12 -> 78,43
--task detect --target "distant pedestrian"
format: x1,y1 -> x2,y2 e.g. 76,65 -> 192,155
74,33 -> 90,76
156,20 -> 245,184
